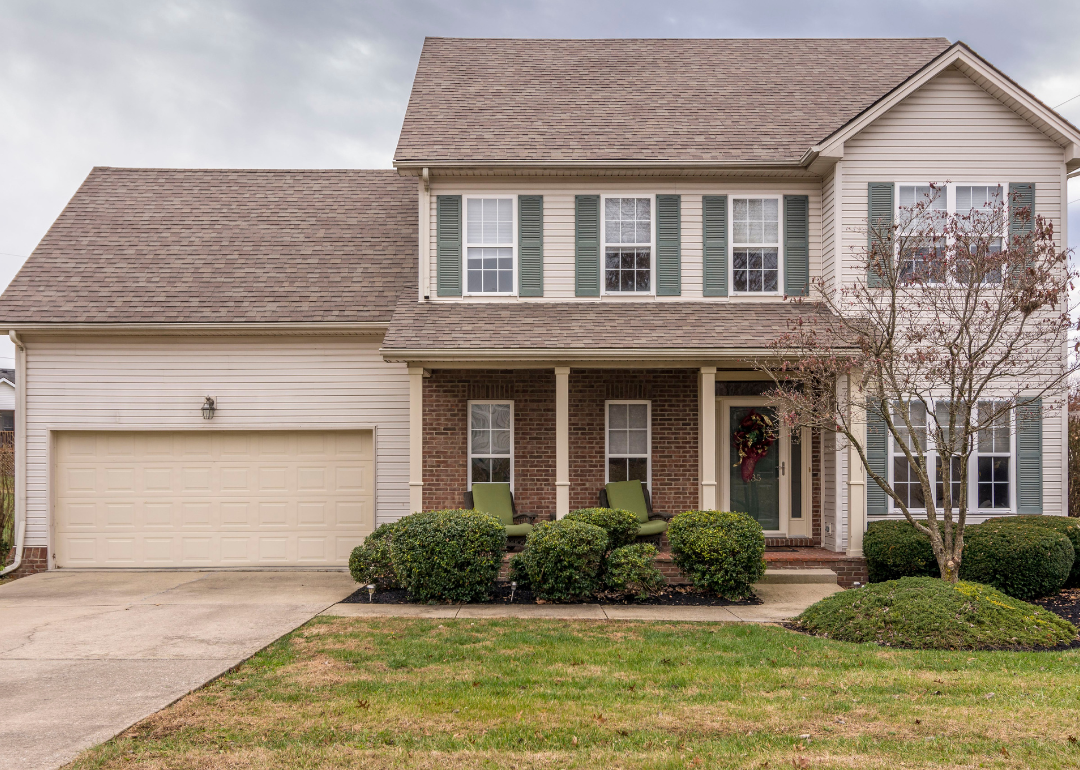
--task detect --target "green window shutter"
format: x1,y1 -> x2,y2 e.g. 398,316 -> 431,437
783,195 -> 810,297
656,194 -> 681,296
1016,397 -> 1042,514
867,183 -> 894,288
702,195 -> 728,296
1009,183 -> 1035,240
866,400 -> 888,515
436,195 -> 462,297
575,195 -> 601,297
518,195 -> 544,297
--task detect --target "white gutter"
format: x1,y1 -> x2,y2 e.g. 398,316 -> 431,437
2,331 -> 26,576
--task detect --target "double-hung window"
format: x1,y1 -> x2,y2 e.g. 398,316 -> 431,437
891,401 -> 927,509
606,401 -> 650,483
604,197 -> 652,293
466,197 -> 515,294
731,197 -> 781,293
896,184 -> 1004,283
468,401 -> 513,487
977,401 -> 1011,509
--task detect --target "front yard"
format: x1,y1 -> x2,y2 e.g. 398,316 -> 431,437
71,618 -> 1080,769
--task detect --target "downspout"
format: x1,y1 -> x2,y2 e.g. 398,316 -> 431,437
1,330 -> 25,576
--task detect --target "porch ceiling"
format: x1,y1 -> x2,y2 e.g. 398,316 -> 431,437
381,298 -> 838,364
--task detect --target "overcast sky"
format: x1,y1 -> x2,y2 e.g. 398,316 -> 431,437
2,0 -> 1079,366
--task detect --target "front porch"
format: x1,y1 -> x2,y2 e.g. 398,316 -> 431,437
407,366 -> 863,556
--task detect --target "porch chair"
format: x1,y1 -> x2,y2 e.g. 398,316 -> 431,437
464,482 -> 537,550
599,480 -> 674,543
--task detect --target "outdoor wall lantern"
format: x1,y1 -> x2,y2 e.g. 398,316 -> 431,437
201,396 -> 217,420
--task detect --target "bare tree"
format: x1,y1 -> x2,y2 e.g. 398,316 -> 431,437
758,184 -> 1076,581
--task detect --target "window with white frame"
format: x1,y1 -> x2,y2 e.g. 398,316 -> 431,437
977,401 -> 1011,509
887,398 -> 1015,513
897,184 -> 1004,283
604,197 -> 652,293
731,197 -> 781,293
466,198 -> 515,294
469,401 -> 513,487
606,401 -> 649,483
891,401 -> 927,509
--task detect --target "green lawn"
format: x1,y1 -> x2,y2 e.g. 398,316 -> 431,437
71,618 -> 1080,769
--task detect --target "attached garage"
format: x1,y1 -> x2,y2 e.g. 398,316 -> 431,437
53,430 -> 375,568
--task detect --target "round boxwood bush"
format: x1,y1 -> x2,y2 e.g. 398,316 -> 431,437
605,543 -> 666,599
667,510 -> 766,600
390,509 -> 506,603
960,520 -> 1074,600
985,516 -> 1080,588
564,507 -> 639,551
514,519 -> 607,602
795,576 -> 1076,650
864,520 -> 940,582
349,521 -> 400,588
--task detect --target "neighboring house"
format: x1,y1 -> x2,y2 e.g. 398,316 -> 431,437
0,38 -> 1076,574
0,369 -> 14,432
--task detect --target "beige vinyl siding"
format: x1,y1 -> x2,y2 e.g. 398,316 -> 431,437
840,67 -> 1067,519
427,178 -> 822,301
819,166 -> 837,293
22,335 -> 410,550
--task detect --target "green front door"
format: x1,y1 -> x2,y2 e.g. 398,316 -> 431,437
728,405 -> 781,530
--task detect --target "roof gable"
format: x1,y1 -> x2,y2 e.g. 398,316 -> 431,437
394,37 -> 953,168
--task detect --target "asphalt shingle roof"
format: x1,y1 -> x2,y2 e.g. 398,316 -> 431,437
394,37 -> 953,165
382,299 -> 835,352
0,168 -> 417,324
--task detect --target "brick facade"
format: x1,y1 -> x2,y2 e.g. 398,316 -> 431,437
4,546 -> 47,577
423,368 -> 823,548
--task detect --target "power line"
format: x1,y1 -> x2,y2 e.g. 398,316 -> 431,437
0,252 -> 27,259
1055,92 -> 1080,109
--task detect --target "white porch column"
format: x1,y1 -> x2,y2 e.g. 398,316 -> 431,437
699,366 -> 717,510
408,365 -> 424,514
846,370 -> 866,557
555,366 -> 570,519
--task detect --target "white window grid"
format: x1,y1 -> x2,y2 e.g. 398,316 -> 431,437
464,196 -> 517,296
605,400 -> 651,485
467,400 -> 514,490
729,195 -> 783,295
602,195 -> 655,295
895,183 -> 1007,284
887,398 -> 1015,514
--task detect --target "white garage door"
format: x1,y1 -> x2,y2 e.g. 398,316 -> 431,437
54,430 -> 374,568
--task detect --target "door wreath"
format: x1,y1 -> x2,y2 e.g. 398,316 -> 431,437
732,409 -> 776,482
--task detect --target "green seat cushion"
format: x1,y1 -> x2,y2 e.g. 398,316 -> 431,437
605,480 -> 650,523
637,519 -> 668,537
504,523 -> 534,538
471,483 -> 515,526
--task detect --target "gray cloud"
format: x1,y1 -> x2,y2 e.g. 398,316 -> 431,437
1,0 -> 1078,365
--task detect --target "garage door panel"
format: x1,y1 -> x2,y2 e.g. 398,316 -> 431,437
54,430 -> 374,568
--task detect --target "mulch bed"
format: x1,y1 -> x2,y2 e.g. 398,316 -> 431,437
1032,587 -> 1080,626
343,581 -> 761,606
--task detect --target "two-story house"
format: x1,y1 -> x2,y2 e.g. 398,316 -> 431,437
1,37 -> 1077,579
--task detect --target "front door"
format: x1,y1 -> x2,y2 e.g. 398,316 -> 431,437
718,399 -> 809,537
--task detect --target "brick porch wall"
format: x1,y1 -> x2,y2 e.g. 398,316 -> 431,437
4,546 -> 48,577
423,368 -> 699,518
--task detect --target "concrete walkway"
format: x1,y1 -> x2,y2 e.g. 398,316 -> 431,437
323,578 -> 841,623
0,570 -> 356,770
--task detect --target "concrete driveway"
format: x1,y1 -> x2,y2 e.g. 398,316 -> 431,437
0,570 -> 356,770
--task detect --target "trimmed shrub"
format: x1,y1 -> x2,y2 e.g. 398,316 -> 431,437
796,576 -> 1076,650
348,522 -> 400,588
390,509 -> 506,603
564,507 -> 639,551
986,516 -> 1080,588
667,510 -> 766,600
516,519 -> 608,602
605,543 -> 666,599
864,520 -> 939,582
960,519 -> 1074,600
